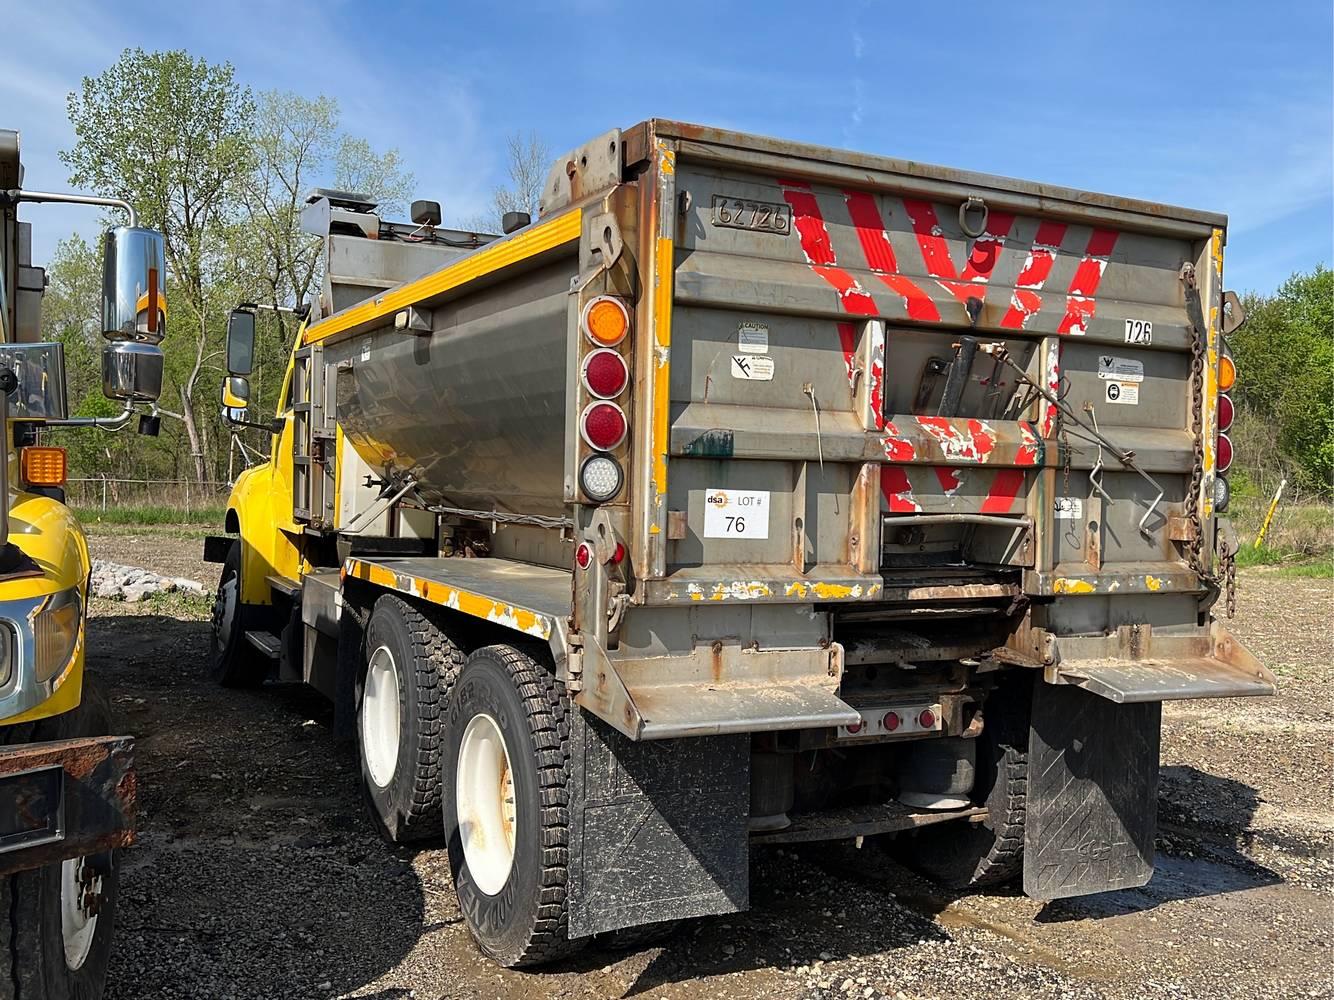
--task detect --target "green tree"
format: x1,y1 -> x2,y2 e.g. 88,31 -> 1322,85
62,48 -> 256,483
1232,266 -> 1334,493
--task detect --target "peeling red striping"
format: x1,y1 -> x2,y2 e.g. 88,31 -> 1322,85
916,415 -> 995,463
980,468 -> 1025,514
882,420 -> 916,463
965,419 -> 996,459
813,265 -> 878,315
904,198 -> 1015,310
843,190 -> 941,322
1040,343 -> 1061,437
903,199 -> 957,279
780,183 -> 837,266
1001,221 -> 1069,329
932,465 -> 964,494
866,321 -> 885,429
880,466 -> 921,512
1057,228 -> 1119,336
1017,423 -> 1042,465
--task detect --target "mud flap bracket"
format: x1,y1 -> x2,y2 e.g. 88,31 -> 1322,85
1023,684 -> 1160,900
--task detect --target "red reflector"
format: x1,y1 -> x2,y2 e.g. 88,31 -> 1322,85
583,349 -> 628,398
609,541 -> 626,564
882,711 -> 900,732
581,402 -> 627,450
575,544 -> 592,569
1217,394 -> 1234,431
1217,433 -> 1233,472
918,708 -> 936,729
846,720 -> 863,735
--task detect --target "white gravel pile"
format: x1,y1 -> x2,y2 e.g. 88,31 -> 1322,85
90,559 -> 209,603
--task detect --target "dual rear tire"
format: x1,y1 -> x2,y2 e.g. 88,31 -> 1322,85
354,599 -> 581,966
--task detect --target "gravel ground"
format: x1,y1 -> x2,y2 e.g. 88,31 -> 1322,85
84,528 -> 1333,1000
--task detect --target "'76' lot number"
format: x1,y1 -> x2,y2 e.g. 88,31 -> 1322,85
704,489 -> 771,539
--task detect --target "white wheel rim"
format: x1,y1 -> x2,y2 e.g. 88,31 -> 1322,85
60,856 -> 101,970
362,644 -> 401,788
456,713 -> 517,896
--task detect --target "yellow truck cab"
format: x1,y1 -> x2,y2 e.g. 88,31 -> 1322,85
0,128 -> 168,998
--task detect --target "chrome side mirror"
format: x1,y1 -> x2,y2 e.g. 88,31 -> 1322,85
226,309 -> 256,375
102,226 -> 166,344
102,341 -> 164,403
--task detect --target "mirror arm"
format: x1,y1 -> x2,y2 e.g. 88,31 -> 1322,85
44,400 -> 137,431
4,189 -> 137,227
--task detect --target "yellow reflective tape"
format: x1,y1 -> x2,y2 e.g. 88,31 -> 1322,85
651,235 -> 673,496
344,559 -> 553,639
304,210 -> 583,347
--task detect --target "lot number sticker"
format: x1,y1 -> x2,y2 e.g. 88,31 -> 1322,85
704,488 -> 770,539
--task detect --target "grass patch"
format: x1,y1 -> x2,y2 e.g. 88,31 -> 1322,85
73,505 -> 225,528
1235,541 -> 1333,578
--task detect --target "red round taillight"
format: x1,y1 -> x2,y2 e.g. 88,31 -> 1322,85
581,401 -> 627,450
1217,394 -> 1234,431
1217,433 -> 1233,472
575,543 -> 592,569
583,349 -> 629,399
610,542 -> 626,564
845,720 -> 863,735
882,711 -> 900,732
918,708 -> 936,729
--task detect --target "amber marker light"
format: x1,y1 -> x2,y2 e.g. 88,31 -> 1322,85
581,295 -> 630,347
21,447 -> 67,487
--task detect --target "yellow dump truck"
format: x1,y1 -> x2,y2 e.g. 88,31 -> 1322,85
0,128 -> 167,998
209,121 -> 1272,967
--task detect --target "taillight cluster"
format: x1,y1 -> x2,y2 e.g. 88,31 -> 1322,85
1214,348 -> 1237,511
577,295 -> 631,505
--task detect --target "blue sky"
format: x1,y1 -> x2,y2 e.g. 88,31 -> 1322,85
4,0 -> 1330,294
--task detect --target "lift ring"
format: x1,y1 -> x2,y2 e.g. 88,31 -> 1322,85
959,196 -> 989,238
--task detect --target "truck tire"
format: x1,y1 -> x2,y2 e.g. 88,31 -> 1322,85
1,681 -> 119,1000
208,541 -> 268,688
898,674 -> 1031,888
357,596 -> 464,844
443,644 -> 583,968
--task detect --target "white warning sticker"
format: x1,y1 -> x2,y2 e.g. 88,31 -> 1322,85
1105,380 -> 1139,404
731,355 -> 774,381
704,488 -> 770,539
1097,355 -> 1144,382
737,322 -> 769,353
1055,496 -> 1084,519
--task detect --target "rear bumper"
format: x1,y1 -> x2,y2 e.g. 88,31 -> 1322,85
0,734 -> 136,876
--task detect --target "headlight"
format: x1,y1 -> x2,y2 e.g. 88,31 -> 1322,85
0,624 -> 12,688
32,587 -> 82,684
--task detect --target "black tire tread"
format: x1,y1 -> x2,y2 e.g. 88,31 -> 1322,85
210,543 -> 268,688
374,596 -> 466,841
479,642 -> 582,968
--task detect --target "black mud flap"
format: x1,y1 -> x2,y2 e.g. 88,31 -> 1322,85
567,710 -> 749,938
1023,683 -> 1161,900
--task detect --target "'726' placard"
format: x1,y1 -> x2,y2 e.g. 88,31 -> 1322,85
710,195 -> 791,235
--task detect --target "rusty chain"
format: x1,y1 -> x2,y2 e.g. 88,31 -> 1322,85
1180,263 -> 1224,605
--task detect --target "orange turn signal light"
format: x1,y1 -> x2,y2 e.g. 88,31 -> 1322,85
1218,354 -> 1237,392
21,447 -> 67,487
582,296 -> 630,347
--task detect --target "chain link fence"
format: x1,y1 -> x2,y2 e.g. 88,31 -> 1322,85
67,477 -> 233,518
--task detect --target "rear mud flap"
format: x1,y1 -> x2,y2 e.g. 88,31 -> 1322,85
1023,683 -> 1161,900
567,710 -> 749,938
